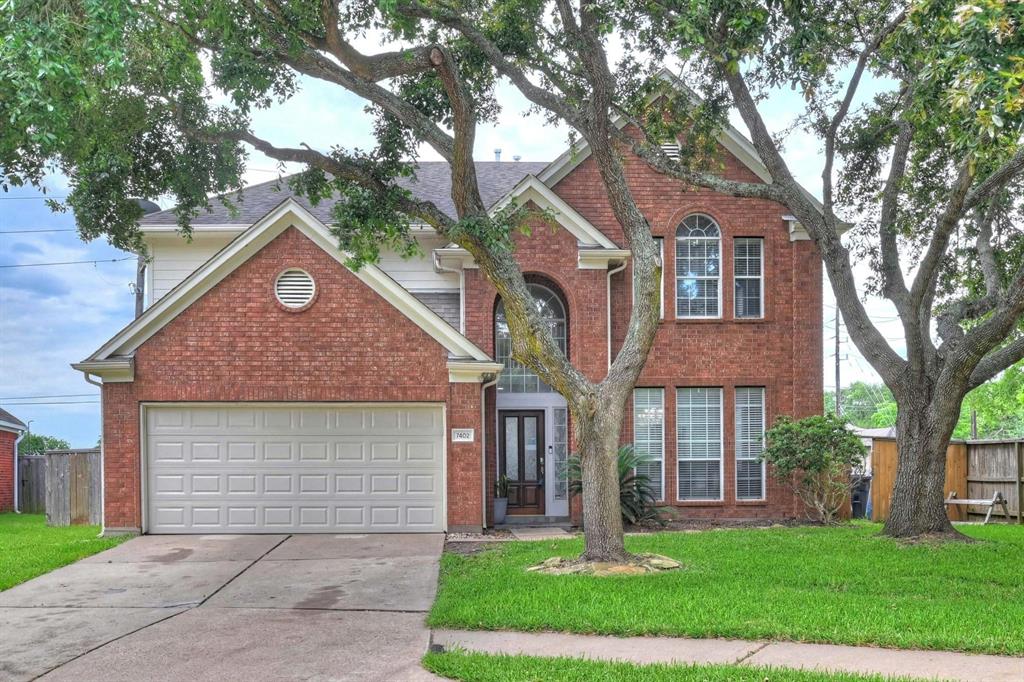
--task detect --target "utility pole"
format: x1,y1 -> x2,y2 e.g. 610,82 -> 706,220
835,312 -> 842,417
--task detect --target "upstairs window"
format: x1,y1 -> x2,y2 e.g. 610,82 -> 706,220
495,283 -> 567,393
734,238 -> 764,319
675,214 -> 721,318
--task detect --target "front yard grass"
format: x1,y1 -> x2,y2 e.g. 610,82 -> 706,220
422,651 -> 922,681
0,513 -> 129,591
428,522 -> 1024,656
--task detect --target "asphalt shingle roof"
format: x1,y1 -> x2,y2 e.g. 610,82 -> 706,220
139,161 -> 550,226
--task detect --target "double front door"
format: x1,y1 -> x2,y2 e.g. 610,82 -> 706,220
499,410 -> 545,514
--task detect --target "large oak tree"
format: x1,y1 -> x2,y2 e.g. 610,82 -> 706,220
3,0 -> 1022,548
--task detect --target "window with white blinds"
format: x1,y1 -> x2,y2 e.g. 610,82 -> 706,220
676,387 -> 723,500
734,238 -> 763,319
675,214 -> 721,318
735,387 -> 766,500
633,388 -> 664,499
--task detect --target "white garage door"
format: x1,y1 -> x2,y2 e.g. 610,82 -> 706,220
145,404 -> 444,533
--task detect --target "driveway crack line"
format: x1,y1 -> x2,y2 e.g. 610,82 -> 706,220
196,534 -> 292,607
29,535 -> 292,681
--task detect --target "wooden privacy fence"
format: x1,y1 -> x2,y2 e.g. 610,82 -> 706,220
17,449 -> 102,526
870,438 -> 1023,523
17,455 -> 46,514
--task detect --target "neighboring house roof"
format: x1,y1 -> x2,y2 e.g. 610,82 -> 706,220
0,408 -> 27,433
850,426 -> 897,440
139,161 -> 549,226
77,199 -> 499,380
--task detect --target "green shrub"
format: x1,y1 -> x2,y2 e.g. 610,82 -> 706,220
568,445 -> 664,526
761,413 -> 867,524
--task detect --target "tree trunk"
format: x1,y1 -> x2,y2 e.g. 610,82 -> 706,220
576,402 -> 631,563
883,392 -> 964,539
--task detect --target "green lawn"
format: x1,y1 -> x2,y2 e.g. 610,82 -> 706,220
428,523 -> 1024,656
0,513 -> 129,591
422,651 -> 921,681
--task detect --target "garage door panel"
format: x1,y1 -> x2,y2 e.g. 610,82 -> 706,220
146,405 -> 444,533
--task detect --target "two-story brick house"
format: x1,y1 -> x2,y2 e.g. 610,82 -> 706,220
74,121 -> 822,535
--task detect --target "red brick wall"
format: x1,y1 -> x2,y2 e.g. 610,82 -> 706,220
101,227 -> 479,530
0,430 -> 16,512
471,142 -> 822,522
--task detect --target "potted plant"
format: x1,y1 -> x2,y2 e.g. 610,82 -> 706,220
493,474 -> 510,524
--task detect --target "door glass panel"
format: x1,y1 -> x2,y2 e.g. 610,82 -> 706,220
524,417 -> 538,480
552,408 -> 568,500
504,417 -> 519,480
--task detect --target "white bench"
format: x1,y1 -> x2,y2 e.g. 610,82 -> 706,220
944,491 -> 1011,524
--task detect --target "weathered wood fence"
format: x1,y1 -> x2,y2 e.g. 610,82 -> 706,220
17,449 -> 101,526
17,455 -> 46,513
871,438 -> 1023,523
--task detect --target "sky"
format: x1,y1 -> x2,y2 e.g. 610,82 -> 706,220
0,74 -> 906,448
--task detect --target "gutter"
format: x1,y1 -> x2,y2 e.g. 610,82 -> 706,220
607,259 -> 628,369
433,252 -> 466,334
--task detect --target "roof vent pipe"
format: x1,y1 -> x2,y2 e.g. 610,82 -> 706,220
494,148 -> 502,162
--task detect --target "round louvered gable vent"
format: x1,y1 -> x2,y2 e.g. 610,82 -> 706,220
275,269 -> 316,308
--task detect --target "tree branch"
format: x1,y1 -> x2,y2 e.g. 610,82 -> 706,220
968,336 -> 1024,389
964,147 -> 1024,212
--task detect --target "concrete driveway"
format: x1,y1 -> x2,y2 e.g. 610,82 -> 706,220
0,533 -> 444,681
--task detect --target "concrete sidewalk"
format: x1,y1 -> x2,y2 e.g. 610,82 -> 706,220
432,629 -> 1024,681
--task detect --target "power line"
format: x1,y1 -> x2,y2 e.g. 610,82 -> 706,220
0,195 -> 68,201
0,229 -> 77,234
0,393 -> 97,400
0,257 -> 133,269
1,400 -> 100,405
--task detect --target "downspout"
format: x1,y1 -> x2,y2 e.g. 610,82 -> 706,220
434,252 -> 466,335
13,429 -> 25,513
607,259 -> 628,370
480,374 -> 499,529
82,372 -> 105,534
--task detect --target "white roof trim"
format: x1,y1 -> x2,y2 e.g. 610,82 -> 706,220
71,358 -> 135,383
0,419 -> 26,433
578,248 -> 631,269
84,198 -> 492,364
448,360 -> 504,383
491,175 -> 618,249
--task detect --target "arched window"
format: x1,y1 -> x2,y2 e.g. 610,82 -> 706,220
675,214 -> 721,318
495,283 -> 567,393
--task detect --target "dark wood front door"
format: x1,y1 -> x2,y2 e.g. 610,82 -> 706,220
499,410 -> 545,514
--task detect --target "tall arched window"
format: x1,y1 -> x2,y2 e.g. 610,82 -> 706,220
495,283 -> 567,393
675,214 -> 721,318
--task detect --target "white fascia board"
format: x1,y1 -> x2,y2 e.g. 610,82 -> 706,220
0,420 -> 26,433
86,198 -> 492,364
71,359 -> 135,383
578,248 -> 631,269
491,175 -> 618,249
448,360 -> 504,383
434,247 -> 478,270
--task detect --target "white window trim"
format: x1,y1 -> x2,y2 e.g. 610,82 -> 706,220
734,238 -> 764,320
676,387 -> 725,502
674,216 -> 722,320
633,388 -> 665,501
735,387 -> 767,501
